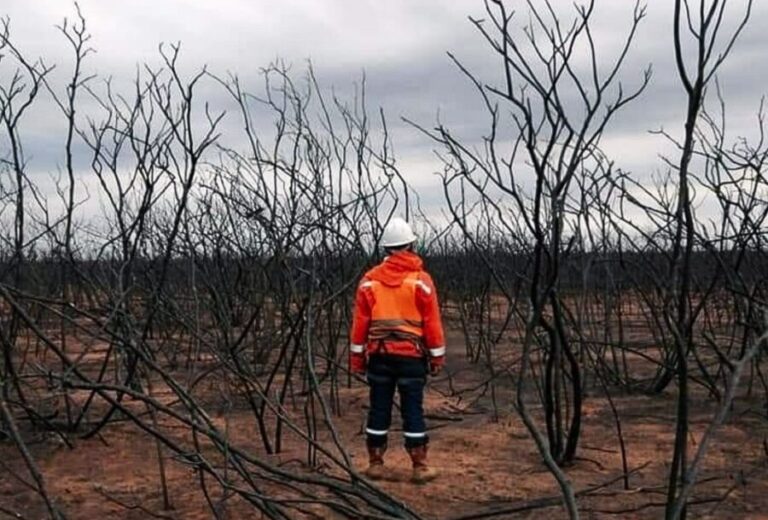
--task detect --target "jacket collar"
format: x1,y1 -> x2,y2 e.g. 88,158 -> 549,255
367,250 -> 423,287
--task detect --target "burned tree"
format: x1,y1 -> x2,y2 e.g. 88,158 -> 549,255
415,1 -> 649,516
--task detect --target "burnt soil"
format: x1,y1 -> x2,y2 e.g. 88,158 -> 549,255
2,326 -> 768,519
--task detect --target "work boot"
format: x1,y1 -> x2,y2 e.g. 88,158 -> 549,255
364,445 -> 388,480
407,444 -> 438,484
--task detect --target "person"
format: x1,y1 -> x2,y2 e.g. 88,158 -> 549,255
349,217 -> 446,483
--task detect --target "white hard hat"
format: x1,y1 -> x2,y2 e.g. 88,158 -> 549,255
381,217 -> 417,248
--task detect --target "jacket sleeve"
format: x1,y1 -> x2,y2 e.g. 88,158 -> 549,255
415,272 -> 446,364
349,280 -> 372,371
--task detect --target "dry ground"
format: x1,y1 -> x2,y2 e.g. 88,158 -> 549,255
3,326 -> 768,519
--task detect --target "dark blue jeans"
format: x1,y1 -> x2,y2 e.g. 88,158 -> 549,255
366,355 -> 428,449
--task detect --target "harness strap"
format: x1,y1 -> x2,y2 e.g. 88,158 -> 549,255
369,332 -> 428,357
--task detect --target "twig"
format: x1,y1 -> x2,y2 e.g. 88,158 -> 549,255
584,497 -> 721,515
0,505 -> 28,520
0,397 -> 64,520
448,462 -> 650,520
93,485 -> 176,520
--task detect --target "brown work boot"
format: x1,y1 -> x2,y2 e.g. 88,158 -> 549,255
407,444 -> 438,484
364,445 -> 388,480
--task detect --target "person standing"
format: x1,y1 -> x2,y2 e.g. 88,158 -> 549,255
349,217 -> 446,483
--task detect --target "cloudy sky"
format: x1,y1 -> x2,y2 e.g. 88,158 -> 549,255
2,0 -> 766,222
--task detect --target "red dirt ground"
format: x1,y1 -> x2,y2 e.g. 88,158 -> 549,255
3,326 -> 768,519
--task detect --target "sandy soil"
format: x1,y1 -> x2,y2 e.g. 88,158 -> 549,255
3,326 -> 768,519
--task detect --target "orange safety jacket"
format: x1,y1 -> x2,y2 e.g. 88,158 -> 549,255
349,250 -> 446,366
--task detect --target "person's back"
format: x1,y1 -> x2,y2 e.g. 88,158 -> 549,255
349,217 -> 446,483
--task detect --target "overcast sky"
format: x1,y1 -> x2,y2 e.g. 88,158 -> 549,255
2,0 -> 766,222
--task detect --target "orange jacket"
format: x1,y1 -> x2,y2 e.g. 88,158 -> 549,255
349,251 -> 446,370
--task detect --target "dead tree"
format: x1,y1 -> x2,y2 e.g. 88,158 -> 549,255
1,7 -> 420,512
600,1 -> 757,517
635,1 -> 753,518
413,1 -> 649,516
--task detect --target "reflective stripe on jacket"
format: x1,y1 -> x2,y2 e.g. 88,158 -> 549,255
350,250 -> 446,360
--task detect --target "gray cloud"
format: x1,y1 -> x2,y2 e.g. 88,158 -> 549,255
2,0 -> 767,223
